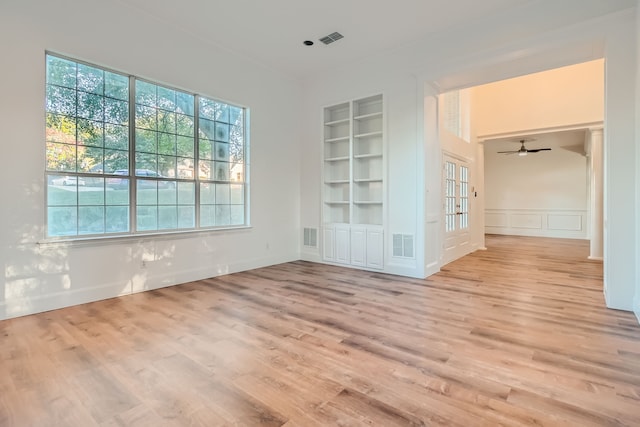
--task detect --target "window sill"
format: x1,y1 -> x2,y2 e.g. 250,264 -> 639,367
37,225 -> 253,248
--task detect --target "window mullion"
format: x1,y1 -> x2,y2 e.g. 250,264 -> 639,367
194,95 -> 200,228
128,75 -> 136,233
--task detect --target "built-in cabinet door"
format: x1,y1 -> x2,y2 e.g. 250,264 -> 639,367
366,227 -> 384,269
323,226 -> 335,261
335,225 -> 350,264
323,225 -> 383,269
350,226 -> 367,266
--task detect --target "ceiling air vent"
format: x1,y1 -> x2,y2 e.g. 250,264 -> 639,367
319,32 -> 344,45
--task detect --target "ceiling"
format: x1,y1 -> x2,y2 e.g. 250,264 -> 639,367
116,0 -> 535,79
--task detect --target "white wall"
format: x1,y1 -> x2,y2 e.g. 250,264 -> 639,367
483,133 -> 589,238
473,62 -> 602,240
603,12 -> 637,311
298,1 -> 638,311
0,0 -> 302,320
635,0 -> 640,323
474,60 -> 604,137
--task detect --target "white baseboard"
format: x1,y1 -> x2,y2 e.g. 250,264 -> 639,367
0,252 -> 298,321
0,281 -> 129,320
385,262 -> 429,279
299,252 -> 322,263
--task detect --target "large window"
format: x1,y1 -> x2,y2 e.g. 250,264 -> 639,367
45,54 -> 247,238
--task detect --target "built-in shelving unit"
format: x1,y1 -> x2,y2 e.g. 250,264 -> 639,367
323,102 -> 351,224
322,94 -> 384,269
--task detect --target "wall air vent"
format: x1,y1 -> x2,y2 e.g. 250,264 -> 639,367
319,32 -> 344,45
392,234 -> 414,258
303,227 -> 318,248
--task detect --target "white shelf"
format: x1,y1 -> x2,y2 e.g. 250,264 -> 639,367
354,201 -> 382,205
325,156 -> 350,162
354,131 -> 382,139
354,112 -> 383,121
325,118 -> 350,126
325,201 -> 350,205
353,153 -> 382,159
325,180 -> 349,184
354,178 -> 383,183
325,136 -> 350,143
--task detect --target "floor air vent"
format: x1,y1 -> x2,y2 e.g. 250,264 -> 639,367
319,32 -> 344,45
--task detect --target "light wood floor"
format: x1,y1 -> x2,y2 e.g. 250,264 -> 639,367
1,235 -> 640,426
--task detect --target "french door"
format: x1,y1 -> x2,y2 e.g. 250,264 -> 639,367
443,155 -> 470,264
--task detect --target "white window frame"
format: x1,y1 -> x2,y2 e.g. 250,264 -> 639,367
44,53 -> 250,240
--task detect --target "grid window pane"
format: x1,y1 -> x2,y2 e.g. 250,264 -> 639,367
137,206 -> 158,231
158,206 -> 177,229
230,184 -> 243,204
158,183 -> 177,205
178,182 -> 195,205
158,156 -> 177,178
215,122 -> 229,142
47,56 -> 77,88
46,86 -> 76,115
105,72 -> 128,100
215,184 -> 230,204
105,98 -> 128,125
200,205 -> 215,227
178,206 -> 195,228
137,181 -> 158,204
106,206 -> 129,233
79,206 -> 105,235
77,64 -> 104,95
48,207 -> 78,236
459,166 -> 469,230
199,160 -> 215,180
46,54 -> 247,238
200,183 -> 215,204
215,205 -> 230,226
177,135 -> 194,158
230,205 -> 244,225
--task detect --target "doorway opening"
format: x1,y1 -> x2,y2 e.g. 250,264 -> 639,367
435,59 -> 604,270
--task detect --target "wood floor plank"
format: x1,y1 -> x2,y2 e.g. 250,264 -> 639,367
1,234 -> 639,425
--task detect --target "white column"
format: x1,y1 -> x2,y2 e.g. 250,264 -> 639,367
588,128 -> 604,260
476,141 -> 487,250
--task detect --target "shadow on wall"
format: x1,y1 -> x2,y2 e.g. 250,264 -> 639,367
0,181 -> 178,320
1,176 -> 261,320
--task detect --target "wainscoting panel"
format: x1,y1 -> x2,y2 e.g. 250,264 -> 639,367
485,209 -> 587,239
485,212 -> 508,227
548,214 -> 582,231
510,214 -> 543,229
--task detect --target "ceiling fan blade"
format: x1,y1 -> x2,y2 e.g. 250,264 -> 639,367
527,148 -> 552,153
497,150 -> 519,154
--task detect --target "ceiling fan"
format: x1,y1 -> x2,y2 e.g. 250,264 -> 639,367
498,139 -> 551,156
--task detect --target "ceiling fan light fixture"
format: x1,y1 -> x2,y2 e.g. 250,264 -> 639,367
496,139 -> 550,155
